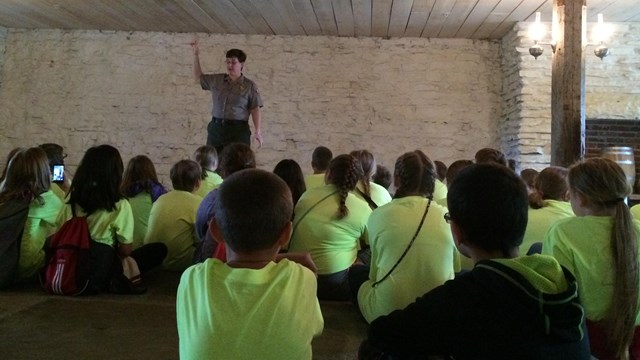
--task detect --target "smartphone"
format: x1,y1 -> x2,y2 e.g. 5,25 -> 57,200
52,165 -> 64,182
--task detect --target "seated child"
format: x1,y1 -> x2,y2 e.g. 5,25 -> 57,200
350,151 -> 457,323
289,154 -> 371,300
273,159 -> 306,205
145,160 -> 202,271
192,145 -> 223,198
372,164 -> 391,191
122,155 -> 167,250
305,145 -> 332,190
521,166 -> 573,255
350,149 -> 391,208
434,160 -> 447,182
543,158 -> 640,359
0,147 -> 64,282
193,143 -> 256,263
177,169 -> 323,359
520,168 -> 539,194
361,163 -> 589,359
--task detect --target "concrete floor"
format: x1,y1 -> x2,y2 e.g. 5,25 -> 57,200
0,270 -> 367,360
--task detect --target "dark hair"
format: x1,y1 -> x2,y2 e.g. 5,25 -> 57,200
568,158 -> 637,357
226,48 -> 247,63
39,143 -> 65,173
445,160 -> 473,188
528,166 -> 567,209
170,160 -> 202,192
520,168 -> 539,189
0,147 -> 51,204
219,143 -> 256,178
508,158 -> 517,172
214,169 -> 292,253
394,150 -> 436,199
122,155 -> 161,196
273,159 -> 306,205
312,146 -> 333,172
474,148 -> 508,167
0,147 -> 24,183
350,150 -> 375,198
447,163 -> 528,255
372,164 -> 392,190
434,161 -> 447,182
326,154 -> 362,220
68,144 -> 124,214
193,145 -> 218,180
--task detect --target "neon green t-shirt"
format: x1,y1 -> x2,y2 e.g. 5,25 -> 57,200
520,200 -> 574,255
177,259 -> 324,360
50,183 -> 66,201
289,184 -> 371,275
631,204 -> 640,220
542,215 -> 640,324
57,198 -> 134,247
357,196 -> 457,323
145,190 -> 201,271
17,190 -> 65,280
433,179 -> 447,202
193,170 -> 223,199
127,192 -> 154,250
304,173 -> 325,191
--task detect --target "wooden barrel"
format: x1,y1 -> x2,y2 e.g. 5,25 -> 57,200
601,146 -> 636,190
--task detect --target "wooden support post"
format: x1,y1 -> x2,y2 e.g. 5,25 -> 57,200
550,0 -> 587,167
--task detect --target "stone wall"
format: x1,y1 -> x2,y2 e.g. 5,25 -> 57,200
0,29 -> 503,184
501,22 -> 640,170
0,27 -> 6,89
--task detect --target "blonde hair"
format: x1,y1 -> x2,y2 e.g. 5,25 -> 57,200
569,157 -> 638,358
0,147 -> 51,204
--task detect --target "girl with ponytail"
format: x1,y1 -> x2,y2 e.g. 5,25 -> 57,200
350,150 -> 457,323
520,166 -> 574,255
350,150 -> 392,208
543,158 -> 640,359
289,154 -> 372,300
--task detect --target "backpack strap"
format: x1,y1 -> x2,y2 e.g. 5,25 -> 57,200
289,190 -> 339,248
372,197 -> 432,288
356,188 -> 378,210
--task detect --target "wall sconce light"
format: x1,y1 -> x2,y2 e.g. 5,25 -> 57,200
528,11 -> 610,60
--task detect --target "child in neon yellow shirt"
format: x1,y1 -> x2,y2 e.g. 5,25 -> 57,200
177,169 -> 323,359
543,158 -> 640,359
145,160 -> 202,272
192,145 -> 222,198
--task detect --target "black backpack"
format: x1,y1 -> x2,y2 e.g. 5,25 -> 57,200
0,199 -> 30,289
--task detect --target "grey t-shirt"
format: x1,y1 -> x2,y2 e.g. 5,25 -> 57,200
200,73 -> 263,120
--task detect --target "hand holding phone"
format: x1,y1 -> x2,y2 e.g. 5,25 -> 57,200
52,165 -> 64,182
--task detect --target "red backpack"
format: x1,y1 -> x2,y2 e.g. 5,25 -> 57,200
41,209 -> 91,295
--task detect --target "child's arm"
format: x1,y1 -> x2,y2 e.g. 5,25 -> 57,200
275,252 -> 318,274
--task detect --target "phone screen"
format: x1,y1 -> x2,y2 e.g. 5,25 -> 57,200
52,165 -> 64,182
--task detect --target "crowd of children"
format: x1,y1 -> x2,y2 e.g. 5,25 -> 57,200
1,142 -> 640,359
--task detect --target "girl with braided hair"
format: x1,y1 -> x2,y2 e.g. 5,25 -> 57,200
349,150 -> 457,323
289,154 -> 372,300
543,158 -> 640,359
350,150 -> 391,209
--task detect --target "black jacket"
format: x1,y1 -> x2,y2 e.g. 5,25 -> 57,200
364,258 -> 590,360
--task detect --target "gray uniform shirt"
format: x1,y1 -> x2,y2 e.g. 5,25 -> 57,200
200,73 -> 263,121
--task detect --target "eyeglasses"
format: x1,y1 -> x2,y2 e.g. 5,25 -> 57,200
444,213 -> 452,224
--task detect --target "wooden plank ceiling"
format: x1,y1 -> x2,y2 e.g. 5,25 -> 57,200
0,0 -> 637,40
